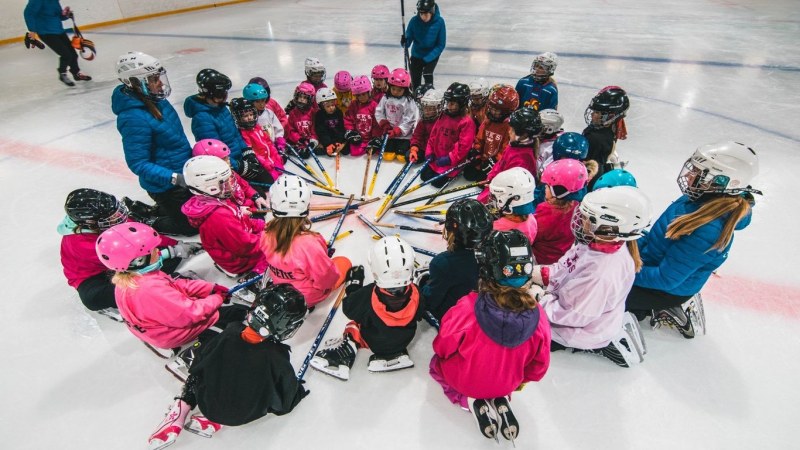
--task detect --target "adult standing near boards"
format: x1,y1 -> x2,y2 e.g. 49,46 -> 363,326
403,0 -> 446,88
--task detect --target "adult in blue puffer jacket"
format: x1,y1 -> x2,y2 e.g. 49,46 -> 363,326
403,0 -> 446,88
112,51 -> 197,236
23,0 -> 91,86
626,142 -> 761,338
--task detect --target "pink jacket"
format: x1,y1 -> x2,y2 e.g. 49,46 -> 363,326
532,201 -> 578,265
182,196 -> 266,275
432,293 -> 551,399
425,114 -> 476,175
260,232 -> 339,306
344,99 -> 381,141
478,143 -> 538,203
493,215 -> 538,246
239,127 -> 284,181
231,172 -> 258,209
60,228 -> 176,289
285,108 -> 317,144
266,98 -> 289,130
539,242 -> 635,349
116,271 -> 225,349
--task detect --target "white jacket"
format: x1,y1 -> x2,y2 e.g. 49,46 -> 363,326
374,95 -> 419,140
539,242 -> 634,349
256,108 -> 284,140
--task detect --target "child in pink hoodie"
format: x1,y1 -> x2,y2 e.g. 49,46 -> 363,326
231,97 -> 285,183
259,175 -> 352,308
181,155 -> 268,277
344,75 -> 382,157
431,230 -> 550,441
285,82 -> 321,158
488,168 -> 538,245
96,222 -> 243,350
419,82 -> 476,188
191,139 -> 268,210
532,159 -> 588,264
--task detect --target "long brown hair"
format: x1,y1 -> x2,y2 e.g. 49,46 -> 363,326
666,195 -> 751,252
627,240 -> 643,272
264,217 -> 315,255
478,278 -> 537,313
129,81 -> 163,121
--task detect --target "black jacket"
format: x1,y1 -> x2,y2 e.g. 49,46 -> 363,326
314,108 -> 346,148
422,248 -> 479,320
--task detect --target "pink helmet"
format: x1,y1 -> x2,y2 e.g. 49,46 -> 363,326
192,139 -> 231,158
351,75 -> 372,95
334,71 -> 353,92
95,222 -> 162,272
371,64 -> 390,79
541,159 -> 588,196
388,68 -> 411,88
295,81 -> 315,97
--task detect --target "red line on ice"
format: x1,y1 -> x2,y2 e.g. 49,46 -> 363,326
0,139 -> 135,180
704,274 -> 800,319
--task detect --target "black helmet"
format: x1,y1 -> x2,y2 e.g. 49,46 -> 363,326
584,86 -> 629,127
247,284 -> 307,341
416,0 -> 436,13
445,198 -> 493,249
474,230 -> 534,284
229,97 -> 258,130
442,82 -> 470,116
64,189 -> 128,230
413,83 -> 434,103
509,106 -> 543,138
196,69 -> 232,100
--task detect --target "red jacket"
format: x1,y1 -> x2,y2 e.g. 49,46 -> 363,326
411,118 -> 436,151
473,120 -> 511,161
532,200 -> 579,265
182,196 -> 267,275
478,142 -> 538,203
425,114 -> 476,175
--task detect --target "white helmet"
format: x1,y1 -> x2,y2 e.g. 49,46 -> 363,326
315,87 -> 337,105
269,175 -> 310,217
531,52 -> 558,78
469,78 -> 490,97
369,236 -> 416,289
539,109 -> 564,135
489,167 -> 536,215
420,88 -> 444,120
678,141 -> 760,200
116,52 -> 171,100
571,185 -> 652,244
183,156 -> 233,198
304,57 -> 326,81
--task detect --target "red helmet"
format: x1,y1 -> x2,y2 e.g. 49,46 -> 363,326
487,85 -> 519,121
388,68 -> 411,88
371,64 -> 390,79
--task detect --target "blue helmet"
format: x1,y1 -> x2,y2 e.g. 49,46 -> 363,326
553,132 -> 589,160
242,83 -> 269,101
593,169 -> 638,190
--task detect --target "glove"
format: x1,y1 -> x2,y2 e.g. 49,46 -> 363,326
298,137 -> 309,147
211,284 -> 231,303
435,155 -> 451,167
326,144 -> 337,156
530,265 -> 549,287
344,265 -> 365,294
378,120 -> 392,133
275,137 -> 287,152
529,283 -> 545,302
62,7 -> 74,19
171,173 -> 185,187
367,137 -> 384,149
409,146 -> 420,163
166,241 -> 203,259
24,32 -> 45,49
327,247 -> 336,257
388,127 -> 403,138
254,196 -> 269,210
344,130 -> 362,144
468,148 -> 481,159
308,138 -> 319,150
241,149 -> 265,178
400,34 -> 407,47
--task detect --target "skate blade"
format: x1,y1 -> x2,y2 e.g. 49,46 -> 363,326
367,358 -> 414,373
309,358 -> 350,381
144,342 -> 174,359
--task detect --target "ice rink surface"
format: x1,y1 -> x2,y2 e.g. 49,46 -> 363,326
1,0 -> 799,448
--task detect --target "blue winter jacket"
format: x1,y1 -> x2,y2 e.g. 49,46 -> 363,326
634,195 -> 752,296
404,5 -> 446,63
515,76 -> 558,111
183,95 -> 246,170
24,0 -> 66,35
111,85 -> 192,193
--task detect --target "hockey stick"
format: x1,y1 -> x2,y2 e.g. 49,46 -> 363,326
393,210 -> 445,224
334,230 -> 353,242
425,176 -> 454,205
380,156 -> 433,216
276,168 -> 341,194
285,144 -> 326,184
334,150 -> 341,190
228,274 -> 265,296
310,197 -> 375,224
312,190 -> 366,201
311,210 -> 356,223
367,134 -> 390,196
373,222 -> 442,235
361,147 -> 373,197
327,194 -> 355,249
357,214 -> 438,257
308,144 -> 335,187
423,311 -> 440,330
384,157 -> 410,195
296,285 -> 347,381
375,160 -> 413,221
395,209 -> 446,215
399,157 -> 477,198
412,191 -> 479,211
400,0 -> 410,72
390,181 -> 484,208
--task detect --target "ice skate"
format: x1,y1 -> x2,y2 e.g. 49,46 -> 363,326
59,73 -> 75,87
652,296 -> 704,339
491,396 -> 519,444
73,72 -> 92,81
622,311 -> 647,356
166,341 -> 201,382
599,338 -> 633,368
310,335 -> 357,381
144,342 -> 175,359
184,414 -> 221,438
469,397 -> 498,440
147,399 -> 190,450
96,307 -> 123,323
367,349 -> 414,373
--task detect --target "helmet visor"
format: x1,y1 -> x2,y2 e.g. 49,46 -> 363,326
143,68 -> 171,100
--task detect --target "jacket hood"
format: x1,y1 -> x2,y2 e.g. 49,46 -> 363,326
474,292 -> 540,348
183,95 -> 216,118
181,195 -> 226,227
111,85 -> 148,116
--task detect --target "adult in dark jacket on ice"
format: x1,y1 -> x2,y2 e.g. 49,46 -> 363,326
403,0 -> 447,88
23,0 -> 91,86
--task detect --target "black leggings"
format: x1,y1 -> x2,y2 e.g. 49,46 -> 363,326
38,33 -> 80,75
409,56 -> 439,88
420,164 -> 453,188
148,187 -> 198,237
625,285 -> 693,313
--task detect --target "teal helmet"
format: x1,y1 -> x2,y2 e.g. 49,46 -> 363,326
593,169 -> 637,190
242,83 -> 269,101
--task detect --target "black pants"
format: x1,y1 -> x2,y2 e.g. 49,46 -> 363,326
39,33 -> 80,75
148,187 -> 198,237
385,139 -> 411,157
197,304 -> 249,343
75,258 -> 182,311
420,164 -> 452,188
625,285 -> 693,318
462,159 -> 492,182
409,56 -> 439,89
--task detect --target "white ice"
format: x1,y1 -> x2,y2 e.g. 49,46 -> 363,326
1,0 -> 799,448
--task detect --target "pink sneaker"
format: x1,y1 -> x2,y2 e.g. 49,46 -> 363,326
147,399 -> 190,450
184,414 -> 222,438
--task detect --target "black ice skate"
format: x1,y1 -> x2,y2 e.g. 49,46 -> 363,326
469,398 -> 498,441
310,335 -> 357,381
599,338 -> 632,368
165,341 -> 201,382
491,396 -> 519,443
367,349 -> 414,373
122,197 -> 160,221
651,294 -> 706,339
96,307 -> 123,323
